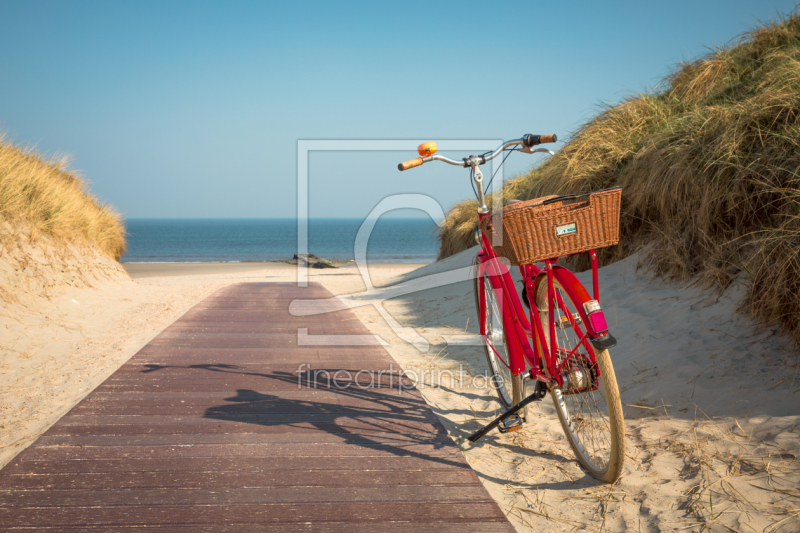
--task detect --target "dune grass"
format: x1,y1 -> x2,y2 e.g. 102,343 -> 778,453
0,137 -> 126,259
438,11 -> 800,344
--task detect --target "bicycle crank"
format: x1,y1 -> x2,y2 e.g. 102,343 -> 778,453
467,380 -> 548,443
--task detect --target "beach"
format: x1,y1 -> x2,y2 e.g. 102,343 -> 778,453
5,3 -> 800,529
3,254 -> 798,532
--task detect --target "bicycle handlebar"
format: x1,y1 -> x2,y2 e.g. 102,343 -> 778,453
397,133 -> 557,171
398,158 -> 424,171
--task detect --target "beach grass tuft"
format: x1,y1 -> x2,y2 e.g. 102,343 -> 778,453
0,136 -> 125,259
437,10 -> 800,345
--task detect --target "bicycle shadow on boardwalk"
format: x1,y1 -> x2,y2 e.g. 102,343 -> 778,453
418,382 -> 608,490
140,363 -> 470,470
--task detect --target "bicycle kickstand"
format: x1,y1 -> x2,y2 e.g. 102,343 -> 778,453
467,380 -> 548,443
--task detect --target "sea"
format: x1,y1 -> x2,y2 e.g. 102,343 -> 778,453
121,218 -> 439,263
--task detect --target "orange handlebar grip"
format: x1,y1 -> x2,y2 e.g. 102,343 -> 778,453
540,134 -> 557,144
398,158 -> 424,171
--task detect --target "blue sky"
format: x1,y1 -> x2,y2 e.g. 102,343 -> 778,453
1,0 -> 797,219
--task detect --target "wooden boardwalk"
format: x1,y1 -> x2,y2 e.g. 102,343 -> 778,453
0,283 -> 514,531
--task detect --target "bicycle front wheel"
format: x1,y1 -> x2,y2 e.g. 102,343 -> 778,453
472,257 -> 525,412
534,278 -> 625,482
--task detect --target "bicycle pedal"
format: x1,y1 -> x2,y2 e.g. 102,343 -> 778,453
498,414 -> 524,433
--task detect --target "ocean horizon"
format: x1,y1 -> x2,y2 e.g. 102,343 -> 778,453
121,218 -> 440,263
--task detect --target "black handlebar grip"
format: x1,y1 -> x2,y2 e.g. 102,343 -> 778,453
522,134 -> 536,147
522,134 -> 558,147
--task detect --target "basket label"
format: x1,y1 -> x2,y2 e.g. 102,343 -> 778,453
555,222 -> 577,237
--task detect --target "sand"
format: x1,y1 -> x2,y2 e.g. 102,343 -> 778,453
2,252 -> 799,532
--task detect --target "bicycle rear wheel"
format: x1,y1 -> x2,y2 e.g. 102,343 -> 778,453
534,278 -> 625,482
473,257 -> 525,412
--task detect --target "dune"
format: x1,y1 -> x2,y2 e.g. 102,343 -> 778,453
439,12 -> 800,348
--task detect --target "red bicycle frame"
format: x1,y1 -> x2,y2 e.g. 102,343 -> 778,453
475,211 -> 609,387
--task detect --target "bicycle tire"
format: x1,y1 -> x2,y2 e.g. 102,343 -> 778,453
534,278 -> 625,482
472,257 -> 526,415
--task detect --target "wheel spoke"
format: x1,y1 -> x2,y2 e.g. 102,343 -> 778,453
474,267 -> 514,407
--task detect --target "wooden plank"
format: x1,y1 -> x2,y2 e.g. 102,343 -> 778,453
89,381 -> 417,393
135,348 -> 394,357
55,411 -> 441,428
108,363 -> 407,376
67,397 -> 435,415
82,387 -> 412,398
0,485 -> 493,507
0,502 -> 510,527
35,432 -> 451,447
0,469 -> 478,491
0,524 -> 514,533
0,282 -> 511,529
41,419 -> 441,436
20,442 -> 463,461
3,456 -> 471,475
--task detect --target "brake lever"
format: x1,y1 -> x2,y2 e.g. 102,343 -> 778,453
518,147 -> 555,155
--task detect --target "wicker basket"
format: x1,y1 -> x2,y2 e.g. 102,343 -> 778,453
480,187 -> 622,265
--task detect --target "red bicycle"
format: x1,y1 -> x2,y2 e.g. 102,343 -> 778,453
399,135 -> 625,482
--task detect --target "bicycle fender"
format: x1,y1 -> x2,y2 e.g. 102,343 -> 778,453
533,265 -> 616,348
